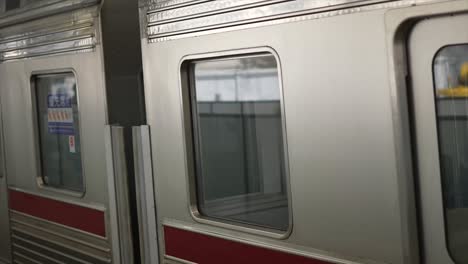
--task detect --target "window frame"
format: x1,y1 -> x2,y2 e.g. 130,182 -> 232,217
179,47 -> 293,238
31,69 -> 86,197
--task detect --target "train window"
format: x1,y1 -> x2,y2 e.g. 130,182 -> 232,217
433,45 -> 468,263
33,73 -> 84,193
186,53 -> 290,231
5,0 -> 20,11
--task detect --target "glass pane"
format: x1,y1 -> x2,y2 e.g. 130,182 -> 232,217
434,45 -> 468,263
190,54 -> 289,231
1,0 -> 49,13
35,73 -> 84,193
5,0 -> 20,11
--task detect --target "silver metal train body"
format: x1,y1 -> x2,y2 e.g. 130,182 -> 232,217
1,0 -> 468,264
0,0 -> 144,263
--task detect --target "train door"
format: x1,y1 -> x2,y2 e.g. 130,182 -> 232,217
409,13 -> 468,264
0,108 -> 11,264
0,50 -> 115,263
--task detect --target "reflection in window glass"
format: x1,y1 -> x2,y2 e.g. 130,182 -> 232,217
434,45 -> 468,263
188,54 -> 289,231
34,73 -> 84,193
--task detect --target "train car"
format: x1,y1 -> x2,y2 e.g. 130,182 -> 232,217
0,0 -> 145,263
136,0 -> 468,263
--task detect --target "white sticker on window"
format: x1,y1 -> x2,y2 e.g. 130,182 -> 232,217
69,135 -> 76,153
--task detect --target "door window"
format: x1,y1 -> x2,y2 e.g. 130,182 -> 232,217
5,0 -> 20,11
434,44 -> 468,263
33,73 -> 84,193
185,53 -> 290,231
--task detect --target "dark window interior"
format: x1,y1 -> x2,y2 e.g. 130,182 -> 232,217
5,0 -> 20,11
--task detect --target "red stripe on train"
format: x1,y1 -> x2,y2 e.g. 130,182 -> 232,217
164,226 -> 332,264
9,190 -> 106,237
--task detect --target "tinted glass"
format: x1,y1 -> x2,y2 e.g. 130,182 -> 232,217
434,45 -> 468,263
5,0 -> 20,11
189,54 -> 289,231
1,0 -> 48,13
35,73 -> 84,193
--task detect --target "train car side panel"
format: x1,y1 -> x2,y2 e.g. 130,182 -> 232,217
0,108 -> 10,263
141,6 -> 412,264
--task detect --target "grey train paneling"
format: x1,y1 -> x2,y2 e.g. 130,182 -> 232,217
141,0 -> 403,41
0,169 -> 10,264
0,86 -> 10,264
10,211 -> 111,264
0,7 -> 98,62
0,0 -> 144,263
0,0 -> 100,28
137,1 -> 468,264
